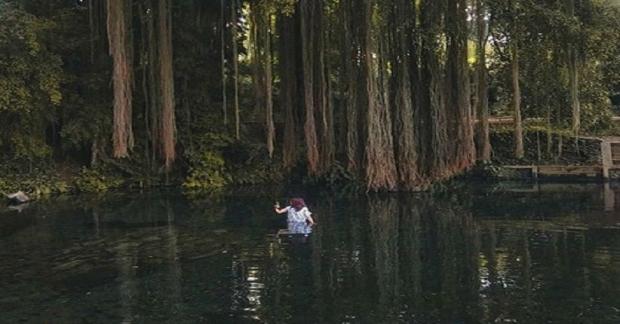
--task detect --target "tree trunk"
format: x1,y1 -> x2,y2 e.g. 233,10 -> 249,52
138,1 -> 151,170
419,0 -> 448,179
89,0 -> 95,64
512,42 -> 524,159
220,0 -> 228,126
476,0 -> 491,161
391,0 -> 420,189
251,3 -> 275,159
158,0 -> 176,169
364,0 -> 397,191
279,14 -> 298,169
343,0 -> 360,173
446,0 -> 475,172
510,0 -> 523,159
312,1 -> 333,173
107,0 -> 134,158
566,0 -> 580,136
264,14 -> 275,159
569,49 -> 580,136
147,0 -> 159,168
232,0 -> 240,140
300,0 -> 320,175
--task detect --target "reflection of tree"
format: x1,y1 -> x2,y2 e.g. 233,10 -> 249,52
115,240 -> 138,323
8,188 -> 620,322
321,193 -> 483,322
398,196 -> 422,307
480,223 -> 499,322
429,200 -> 480,322
474,221 -> 620,323
367,195 -> 400,313
311,196 -> 329,323
164,200 -> 182,316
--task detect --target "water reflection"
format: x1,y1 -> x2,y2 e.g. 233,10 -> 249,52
1,184 -> 620,322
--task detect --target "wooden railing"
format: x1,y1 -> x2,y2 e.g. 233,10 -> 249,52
477,116 -> 620,125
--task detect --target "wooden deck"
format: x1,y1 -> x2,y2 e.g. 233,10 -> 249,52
482,219 -> 620,232
500,136 -> 620,180
501,165 -> 604,179
479,116 -> 620,125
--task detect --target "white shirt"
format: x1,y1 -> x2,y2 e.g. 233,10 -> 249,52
285,206 -> 312,223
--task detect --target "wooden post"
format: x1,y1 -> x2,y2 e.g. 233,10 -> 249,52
532,165 -> 539,180
604,182 -> 615,212
601,140 -> 612,180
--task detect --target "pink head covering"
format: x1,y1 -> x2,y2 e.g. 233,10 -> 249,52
290,198 -> 306,211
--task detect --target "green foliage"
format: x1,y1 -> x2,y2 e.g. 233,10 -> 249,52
303,162 -> 359,187
183,151 -> 229,190
487,0 -> 620,134
0,3 -> 62,112
468,161 -> 502,179
0,2 -> 63,166
1,0 -> 620,193
182,132 -> 231,190
490,128 -> 602,165
0,171 -> 69,198
231,161 -> 281,186
10,136 -> 53,162
74,168 -> 123,193
223,140 -> 284,185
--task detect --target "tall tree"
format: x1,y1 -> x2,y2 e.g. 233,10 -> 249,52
147,0 -> 159,166
565,0 -> 581,136
231,0 -> 241,140
313,0 -> 334,172
342,0 -> 362,173
158,0 -> 176,169
390,0 -> 420,189
278,13 -> 298,169
107,0 -> 134,158
476,0 -> 491,161
220,0 -> 228,126
510,0 -> 524,159
300,0 -> 320,174
364,0 -> 398,191
446,0 -> 475,170
251,2 -> 275,159
418,0 -> 449,179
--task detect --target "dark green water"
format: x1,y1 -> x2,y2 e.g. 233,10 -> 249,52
1,183 -> 620,323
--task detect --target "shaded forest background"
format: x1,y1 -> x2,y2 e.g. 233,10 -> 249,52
1,0 -> 620,193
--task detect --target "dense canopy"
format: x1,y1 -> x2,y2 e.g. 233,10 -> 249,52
1,0 -> 619,192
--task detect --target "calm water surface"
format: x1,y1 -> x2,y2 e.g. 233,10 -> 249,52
1,183 -> 620,323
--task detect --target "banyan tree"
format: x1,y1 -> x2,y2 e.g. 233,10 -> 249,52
101,0 -> 476,191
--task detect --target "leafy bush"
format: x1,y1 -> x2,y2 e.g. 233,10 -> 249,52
0,171 -> 70,198
467,161 -> 502,178
303,162 -> 360,187
231,161 -> 283,185
224,141 -> 284,186
490,128 -> 602,165
74,168 -> 123,193
183,151 -> 229,190
0,3 -> 62,167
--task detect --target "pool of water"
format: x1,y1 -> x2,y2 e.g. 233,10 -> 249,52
1,182 -> 620,323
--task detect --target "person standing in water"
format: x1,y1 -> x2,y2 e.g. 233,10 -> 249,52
274,198 -> 316,225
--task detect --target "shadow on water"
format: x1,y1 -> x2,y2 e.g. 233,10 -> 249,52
1,183 -> 620,323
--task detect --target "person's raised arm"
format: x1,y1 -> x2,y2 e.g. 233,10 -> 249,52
274,205 -> 289,214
